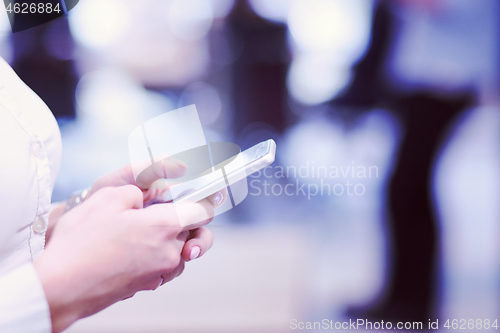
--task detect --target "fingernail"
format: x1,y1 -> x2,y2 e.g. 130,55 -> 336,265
213,192 -> 223,205
190,246 -> 201,260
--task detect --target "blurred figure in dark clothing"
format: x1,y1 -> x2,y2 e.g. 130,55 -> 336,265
11,16 -> 77,119
338,0 -> 477,322
225,0 -> 290,141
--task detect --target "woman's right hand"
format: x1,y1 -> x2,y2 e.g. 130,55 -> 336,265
34,185 -> 216,333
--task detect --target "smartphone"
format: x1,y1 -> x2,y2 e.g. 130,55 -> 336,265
149,139 -> 276,205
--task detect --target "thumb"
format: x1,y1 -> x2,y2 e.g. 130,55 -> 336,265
135,157 -> 188,189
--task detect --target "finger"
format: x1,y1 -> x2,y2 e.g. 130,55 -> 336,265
142,180 -> 171,203
177,230 -> 190,242
142,187 -> 160,203
206,188 -> 228,208
181,227 -> 214,261
135,198 -> 215,230
118,185 -> 145,209
175,198 -> 215,230
135,158 -> 188,190
94,156 -> 172,190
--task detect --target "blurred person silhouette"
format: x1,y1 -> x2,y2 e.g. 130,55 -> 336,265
11,16 -> 78,119
333,0 -> 497,322
225,0 -> 290,142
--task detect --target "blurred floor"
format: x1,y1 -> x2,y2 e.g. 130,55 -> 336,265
65,225 -> 308,333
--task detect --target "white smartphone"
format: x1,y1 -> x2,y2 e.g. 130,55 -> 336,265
149,139 -> 276,205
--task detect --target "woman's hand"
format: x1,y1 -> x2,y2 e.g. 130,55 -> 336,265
47,157 -> 186,240
47,157 -> 226,252
34,185 -> 218,333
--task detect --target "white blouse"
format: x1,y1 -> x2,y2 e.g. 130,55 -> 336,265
0,57 -> 62,332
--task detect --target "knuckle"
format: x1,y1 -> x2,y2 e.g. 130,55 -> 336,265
94,186 -> 119,202
114,185 -> 143,207
123,184 -> 142,198
106,186 -> 121,196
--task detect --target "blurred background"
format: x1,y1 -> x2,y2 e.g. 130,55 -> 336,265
1,0 -> 500,331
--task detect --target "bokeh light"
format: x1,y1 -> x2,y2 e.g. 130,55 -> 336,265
179,82 -> 222,126
282,116 -> 345,179
69,0 -> 131,49
287,53 -> 352,105
248,0 -> 292,23
167,0 -> 214,41
75,69 -> 173,133
210,0 -> 235,19
286,0 -> 372,105
288,0 -> 371,53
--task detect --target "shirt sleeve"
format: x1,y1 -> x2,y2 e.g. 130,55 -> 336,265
0,263 -> 51,333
